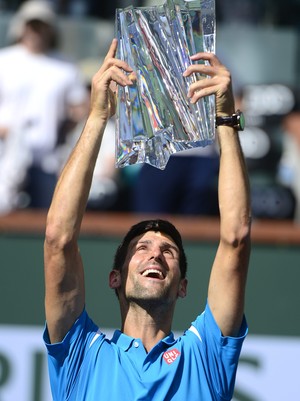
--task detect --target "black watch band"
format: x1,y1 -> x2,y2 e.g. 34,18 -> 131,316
216,110 -> 245,131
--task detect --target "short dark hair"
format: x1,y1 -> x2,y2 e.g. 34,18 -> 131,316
113,219 -> 187,278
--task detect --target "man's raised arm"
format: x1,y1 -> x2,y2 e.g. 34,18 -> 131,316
44,39 -> 134,344
184,53 -> 251,337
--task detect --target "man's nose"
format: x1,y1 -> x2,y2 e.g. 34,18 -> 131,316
150,247 -> 163,261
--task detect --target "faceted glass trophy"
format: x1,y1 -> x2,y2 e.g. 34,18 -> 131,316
115,0 -> 216,170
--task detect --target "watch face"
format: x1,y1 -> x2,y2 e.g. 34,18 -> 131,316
238,111 -> 245,131
216,110 -> 245,130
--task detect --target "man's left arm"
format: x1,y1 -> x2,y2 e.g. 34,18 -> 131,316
208,122 -> 251,337
184,53 -> 251,337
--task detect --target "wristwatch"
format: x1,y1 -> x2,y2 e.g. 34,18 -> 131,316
215,110 -> 245,131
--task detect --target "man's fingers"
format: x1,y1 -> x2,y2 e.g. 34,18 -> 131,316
94,65 -> 134,90
188,86 -> 215,104
190,52 -> 222,66
183,53 -> 232,105
100,57 -> 133,76
105,38 -> 118,60
109,66 -> 135,86
184,52 -> 225,79
101,39 -> 133,75
184,64 -> 229,80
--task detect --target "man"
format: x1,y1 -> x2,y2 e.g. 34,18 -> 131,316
43,39 -> 251,400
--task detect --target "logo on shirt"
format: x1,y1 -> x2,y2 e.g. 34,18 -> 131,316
163,348 -> 181,365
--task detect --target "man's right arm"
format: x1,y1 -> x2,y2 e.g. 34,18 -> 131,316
44,39 -> 134,344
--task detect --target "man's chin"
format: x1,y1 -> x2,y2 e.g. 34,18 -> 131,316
126,290 -> 173,308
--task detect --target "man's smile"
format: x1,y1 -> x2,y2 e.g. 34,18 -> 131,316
141,268 -> 165,280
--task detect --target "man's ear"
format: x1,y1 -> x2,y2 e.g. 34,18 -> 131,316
178,278 -> 188,299
109,269 -> 121,289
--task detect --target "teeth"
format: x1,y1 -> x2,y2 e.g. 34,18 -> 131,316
142,269 -> 164,278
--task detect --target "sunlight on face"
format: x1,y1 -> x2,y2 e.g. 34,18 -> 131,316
120,231 -> 186,306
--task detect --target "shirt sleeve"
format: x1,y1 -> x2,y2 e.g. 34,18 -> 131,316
190,302 -> 248,399
43,309 -> 103,400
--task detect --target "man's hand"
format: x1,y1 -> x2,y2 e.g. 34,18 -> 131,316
89,38 -> 136,122
183,52 -> 235,117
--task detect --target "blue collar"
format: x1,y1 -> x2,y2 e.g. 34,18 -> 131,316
111,330 -> 176,352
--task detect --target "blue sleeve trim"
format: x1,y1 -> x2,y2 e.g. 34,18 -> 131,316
190,301 -> 248,399
43,309 -> 101,399
192,301 -> 248,346
43,308 -> 98,358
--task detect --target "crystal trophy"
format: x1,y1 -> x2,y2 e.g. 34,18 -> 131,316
115,0 -> 216,170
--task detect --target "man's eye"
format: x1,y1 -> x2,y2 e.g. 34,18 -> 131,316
137,246 -> 147,251
163,249 -> 173,256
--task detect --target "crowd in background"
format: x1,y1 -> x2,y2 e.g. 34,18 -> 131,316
0,0 -> 300,222
2,0 -> 300,24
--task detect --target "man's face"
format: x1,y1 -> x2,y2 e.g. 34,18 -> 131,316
23,20 -> 54,51
115,231 -> 187,307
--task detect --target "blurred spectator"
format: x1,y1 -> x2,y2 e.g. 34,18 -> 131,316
52,58 -> 120,211
2,0 -> 300,27
0,0 -> 88,214
86,119 -> 119,210
131,146 -> 220,216
277,111 -> 300,222
50,0 -> 146,18
54,118 -> 120,211
216,0 -> 266,25
240,84 -> 296,220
